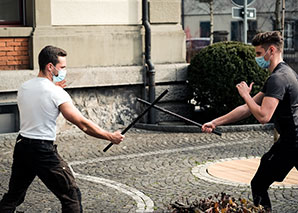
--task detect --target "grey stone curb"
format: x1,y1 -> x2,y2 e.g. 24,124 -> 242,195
135,123 -> 274,133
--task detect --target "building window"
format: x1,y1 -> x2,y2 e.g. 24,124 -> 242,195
284,20 -> 295,50
231,21 -> 242,41
247,20 -> 257,43
231,20 -> 257,43
0,0 -> 25,26
0,103 -> 19,134
200,22 -> 210,38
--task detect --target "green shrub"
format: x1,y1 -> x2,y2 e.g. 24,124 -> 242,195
187,41 -> 269,124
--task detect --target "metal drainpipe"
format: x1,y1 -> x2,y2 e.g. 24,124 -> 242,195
142,0 -> 156,124
181,0 -> 185,30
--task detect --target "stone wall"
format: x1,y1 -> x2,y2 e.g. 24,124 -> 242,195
56,82 -> 193,133
0,79 -> 193,134
57,86 -> 142,133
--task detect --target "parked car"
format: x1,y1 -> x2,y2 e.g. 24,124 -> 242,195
186,37 -> 210,62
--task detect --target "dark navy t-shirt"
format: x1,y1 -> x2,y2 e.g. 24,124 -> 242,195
262,62 -> 298,146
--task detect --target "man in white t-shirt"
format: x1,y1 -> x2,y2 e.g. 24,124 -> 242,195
0,45 -> 124,213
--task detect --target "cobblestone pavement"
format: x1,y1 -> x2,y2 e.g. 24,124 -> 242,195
0,128 -> 298,213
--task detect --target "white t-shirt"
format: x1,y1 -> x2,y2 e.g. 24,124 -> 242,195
17,77 -> 71,141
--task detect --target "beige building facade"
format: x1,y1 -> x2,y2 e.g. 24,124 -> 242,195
0,0 -> 189,133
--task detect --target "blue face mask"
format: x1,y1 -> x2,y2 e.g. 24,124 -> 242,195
255,48 -> 271,69
52,67 -> 67,83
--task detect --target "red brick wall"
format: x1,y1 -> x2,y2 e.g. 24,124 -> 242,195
0,38 -> 30,70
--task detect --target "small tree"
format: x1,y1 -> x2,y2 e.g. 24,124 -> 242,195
188,41 -> 269,124
274,0 -> 281,31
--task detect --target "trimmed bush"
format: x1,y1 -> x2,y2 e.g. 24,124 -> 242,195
187,41 -> 269,124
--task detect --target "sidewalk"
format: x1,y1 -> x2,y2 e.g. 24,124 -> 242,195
0,127 -> 297,212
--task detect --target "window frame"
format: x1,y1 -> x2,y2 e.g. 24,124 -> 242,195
0,0 -> 25,26
200,21 -> 211,38
284,20 -> 295,51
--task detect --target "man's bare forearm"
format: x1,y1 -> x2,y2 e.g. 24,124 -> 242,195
212,104 -> 251,127
79,118 -> 113,141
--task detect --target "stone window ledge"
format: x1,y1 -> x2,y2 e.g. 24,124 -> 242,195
0,27 -> 33,37
0,64 -> 188,92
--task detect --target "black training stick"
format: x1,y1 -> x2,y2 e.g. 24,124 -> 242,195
137,98 -> 222,136
103,89 -> 169,152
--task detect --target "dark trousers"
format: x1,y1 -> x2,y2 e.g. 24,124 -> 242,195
251,139 -> 298,210
0,135 -> 82,213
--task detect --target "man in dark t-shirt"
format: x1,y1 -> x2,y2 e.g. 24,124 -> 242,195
262,62 -> 298,146
202,31 -> 298,211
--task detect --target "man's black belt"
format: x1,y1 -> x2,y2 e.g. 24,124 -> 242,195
17,134 -> 54,144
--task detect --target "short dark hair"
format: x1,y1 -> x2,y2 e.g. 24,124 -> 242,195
38,45 -> 67,71
252,31 -> 283,51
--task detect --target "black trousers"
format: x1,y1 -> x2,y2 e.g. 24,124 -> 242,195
0,135 -> 82,213
251,139 -> 298,210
